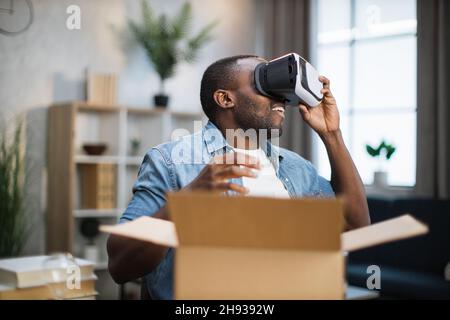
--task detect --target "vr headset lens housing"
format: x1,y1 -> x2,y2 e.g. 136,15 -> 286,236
254,53 -> 324,107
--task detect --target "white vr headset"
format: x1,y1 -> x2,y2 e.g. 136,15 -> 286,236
254,53 -> 323,107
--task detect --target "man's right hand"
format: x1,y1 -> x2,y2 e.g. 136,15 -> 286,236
184,152 -> 260,194
108,152 -> 260,284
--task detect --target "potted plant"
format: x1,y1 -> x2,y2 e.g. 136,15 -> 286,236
366,140 -> 396,188
130,137 -> 141,156
0,119 -> 28,257
79,218 -> 100,263
128,1 -> 217,108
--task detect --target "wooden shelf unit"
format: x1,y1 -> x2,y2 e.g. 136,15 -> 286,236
47,101 -> 203,254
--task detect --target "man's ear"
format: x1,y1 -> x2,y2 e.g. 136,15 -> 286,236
213,90 -> 236,110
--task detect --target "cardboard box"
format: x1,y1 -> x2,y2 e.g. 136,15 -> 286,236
101,192 -> 428,299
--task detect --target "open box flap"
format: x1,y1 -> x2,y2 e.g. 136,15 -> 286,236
100,197 -> 429,252
167,192 -> 343,251
342,214 -> 429,252
100,216 -> 179,247
100,193 -> 343,250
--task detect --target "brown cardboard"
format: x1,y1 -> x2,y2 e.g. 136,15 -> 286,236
100,192 -> 428,299
101,215 -> 178,247
168,192 -> 343,250
168,192 -> 344,299
175,248 -> 343,299
341,214 -> 429,252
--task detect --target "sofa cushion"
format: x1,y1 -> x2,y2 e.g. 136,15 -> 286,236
347,263 -> 450,299
349,197 -> 450,276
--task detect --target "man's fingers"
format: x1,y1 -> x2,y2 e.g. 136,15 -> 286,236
229,152 -> 260,169
299,104 -> 309,113
215,165 -> 259,179
321,88 -> 333,97
212,152 -> 261,169
298,104 -> 310,121
212,181 -> 249,194
319,75 -> 330,89
227,183 -> 249,194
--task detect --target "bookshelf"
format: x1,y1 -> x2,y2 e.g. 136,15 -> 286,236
47,101 -> 203,297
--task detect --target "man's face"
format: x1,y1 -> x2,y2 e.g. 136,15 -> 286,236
231,58 -> 286,136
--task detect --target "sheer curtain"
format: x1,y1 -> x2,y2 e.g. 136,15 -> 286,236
256,0 -> 314,159
416,0 -> 450,199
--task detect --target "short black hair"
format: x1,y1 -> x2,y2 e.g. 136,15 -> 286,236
200,55 -> 258,122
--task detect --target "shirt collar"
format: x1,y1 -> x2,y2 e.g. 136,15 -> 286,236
202,120 -> 230,155
202,121 -> 284,171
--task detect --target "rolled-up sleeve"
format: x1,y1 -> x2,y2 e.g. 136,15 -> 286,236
120,148 -> 174,223
317,175 -> 335,197
304,159 -> 335,198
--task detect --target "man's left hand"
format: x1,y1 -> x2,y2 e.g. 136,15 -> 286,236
298,76 -> 340,137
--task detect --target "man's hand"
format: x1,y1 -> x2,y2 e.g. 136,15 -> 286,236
298,75 -> 370,230
298,76 -> 340,137
184,152 -> 260,194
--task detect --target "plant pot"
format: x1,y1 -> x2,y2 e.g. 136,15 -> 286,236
154,94 -> 169,108
373,171 -> 388,188
130,147 -> 140,156
84,244 -> 99,263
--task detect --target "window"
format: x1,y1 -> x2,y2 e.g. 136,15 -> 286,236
314,0 -> 417,186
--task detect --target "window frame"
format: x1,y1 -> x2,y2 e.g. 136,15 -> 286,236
311,0 -> 418,191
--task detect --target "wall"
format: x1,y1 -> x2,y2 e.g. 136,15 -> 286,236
0,0 -> 258,113
0,0 -> 258,255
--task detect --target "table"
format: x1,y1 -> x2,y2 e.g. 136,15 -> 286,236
346,285 -> 380,300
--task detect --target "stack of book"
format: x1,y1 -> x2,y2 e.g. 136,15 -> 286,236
0,255 -> 97,300
80,163 -> 117,209
87,72 -> 117,106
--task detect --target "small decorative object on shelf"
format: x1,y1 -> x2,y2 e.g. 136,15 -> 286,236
128,1 -> 217,108
82,143 -> 108,156
79,218 -> 100,264
366,140 -> 396,188
129,137 -> 141,156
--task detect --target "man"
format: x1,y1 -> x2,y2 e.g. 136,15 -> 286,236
107,55 -> 370,299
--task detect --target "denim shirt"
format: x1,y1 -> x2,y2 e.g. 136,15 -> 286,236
119,121 -> 335,300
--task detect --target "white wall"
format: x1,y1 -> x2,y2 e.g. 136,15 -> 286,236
0,0 -> 258,115
0,0 -> 258,255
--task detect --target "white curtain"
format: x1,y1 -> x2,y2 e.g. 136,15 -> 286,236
257,0 -> 313,159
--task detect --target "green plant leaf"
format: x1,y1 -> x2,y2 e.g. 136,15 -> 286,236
184,20 -> 218,62
128,0 -> 217,84
0,118 -> 27,257
378,140 -> 387,151
385,145 -> 396,160
366,144 -> 380,157
142,0 -> 156,32
170,2 -> 192,40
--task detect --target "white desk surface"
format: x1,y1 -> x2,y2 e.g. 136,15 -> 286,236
346,285 -> 380,300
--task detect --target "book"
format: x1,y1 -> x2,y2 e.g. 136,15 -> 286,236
0,276 -> 97,300
80,163 -> 117,209
87,72 -> 117,105
0,255 -> 95,288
